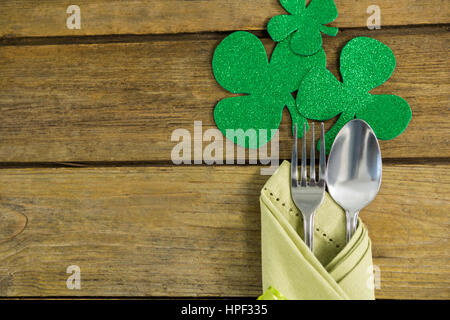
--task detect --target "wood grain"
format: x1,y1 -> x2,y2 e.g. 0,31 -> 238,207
0,1 -> 448,301
0,164 -> 448,298
0,27 -> 448,162
1,0 -> 449,38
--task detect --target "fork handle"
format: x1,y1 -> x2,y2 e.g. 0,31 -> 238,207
303,214 -> 314,252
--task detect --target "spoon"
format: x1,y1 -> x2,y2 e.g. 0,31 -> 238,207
327,119 -> 382,242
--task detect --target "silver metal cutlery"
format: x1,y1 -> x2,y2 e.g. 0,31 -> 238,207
290,122 -> 326,252
290,119 -> 382,252
327,119 -> 382,242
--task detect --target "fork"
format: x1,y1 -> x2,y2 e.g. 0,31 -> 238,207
291,122 -> 326,253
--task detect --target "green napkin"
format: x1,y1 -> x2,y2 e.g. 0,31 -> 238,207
259,161 -> 375,300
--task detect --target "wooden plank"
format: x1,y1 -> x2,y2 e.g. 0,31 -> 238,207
0,163 -> 448,298
1,0 -> 449,38
0,27 -> 448,162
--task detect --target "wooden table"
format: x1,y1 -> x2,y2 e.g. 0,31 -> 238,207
0,1 -> 448,299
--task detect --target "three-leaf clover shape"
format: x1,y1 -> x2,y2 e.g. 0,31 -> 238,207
212,31 -> 326,148
297,37 -> 412,153
268,0 -> 338,56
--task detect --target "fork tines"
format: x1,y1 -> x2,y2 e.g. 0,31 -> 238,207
291,122 -> 326,187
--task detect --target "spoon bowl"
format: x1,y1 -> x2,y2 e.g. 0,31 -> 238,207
327,119 -> 382,242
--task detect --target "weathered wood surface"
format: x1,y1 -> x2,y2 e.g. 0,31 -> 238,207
0,27 -> 448,162
0,0 -> 449,301
1,0 -> 449,38
0,164 -> 448,299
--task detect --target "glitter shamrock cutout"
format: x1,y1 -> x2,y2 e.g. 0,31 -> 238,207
268,0 -> 338,56
212,31 -> 326,148
297,37 -> 412,153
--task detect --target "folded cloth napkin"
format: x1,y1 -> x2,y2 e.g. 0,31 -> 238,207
258,161 -> 375,300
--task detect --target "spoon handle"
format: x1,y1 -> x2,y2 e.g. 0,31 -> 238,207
345,210 -> 359,243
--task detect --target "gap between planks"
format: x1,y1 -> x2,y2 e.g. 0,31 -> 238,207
0,24 -> 448,47
0,158 -> 448,169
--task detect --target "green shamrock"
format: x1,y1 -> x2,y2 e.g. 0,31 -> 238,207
297,37 -> 412,153
268,0 -> 338,56
212,31 -> 326,148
